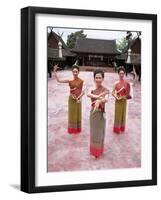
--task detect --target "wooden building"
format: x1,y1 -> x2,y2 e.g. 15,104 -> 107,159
47,31 -> 76,73
71,38 -> 120,67
116,37 -> 141,65
129,37 -> 141,54
48,30 -> 67,49
116,37 -> 141,81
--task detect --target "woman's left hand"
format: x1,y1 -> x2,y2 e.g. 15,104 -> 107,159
117,95 -> 126,100
71,94 -> 77,100
94,100 -> 101,109
76,98 -> 81,103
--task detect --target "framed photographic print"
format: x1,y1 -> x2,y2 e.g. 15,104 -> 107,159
21,6 -> 157,193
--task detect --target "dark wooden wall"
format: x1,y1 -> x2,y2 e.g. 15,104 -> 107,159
131,38 -> 141,54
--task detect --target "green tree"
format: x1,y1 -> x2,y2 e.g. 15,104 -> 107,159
66,30 -> 87,49
116,37 -> 128,53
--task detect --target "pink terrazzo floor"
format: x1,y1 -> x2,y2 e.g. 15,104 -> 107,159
48,70 -> 141,172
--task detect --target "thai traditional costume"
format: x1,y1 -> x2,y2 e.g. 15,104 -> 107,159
90,86 -> 108,158
68,78 -> 83,134
113,80 -> 131,134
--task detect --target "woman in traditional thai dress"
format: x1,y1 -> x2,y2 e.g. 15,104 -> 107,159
54,64 -> 84,134
112,66 -> 131,134
87,69 -> 109,158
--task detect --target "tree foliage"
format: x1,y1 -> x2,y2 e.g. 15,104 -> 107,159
66,30 -> 87,49
116,37 -> 128,53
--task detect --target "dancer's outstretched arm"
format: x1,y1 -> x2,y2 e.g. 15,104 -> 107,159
53,64 -> 69,83
87,87 -> 101,99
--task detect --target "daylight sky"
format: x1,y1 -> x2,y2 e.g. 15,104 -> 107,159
47,27 -> 138,44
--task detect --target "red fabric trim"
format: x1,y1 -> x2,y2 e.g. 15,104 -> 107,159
68,127 -> 81,134
120,126 -> 125,132
113,126 -> 120,134
90,145 -> 104,158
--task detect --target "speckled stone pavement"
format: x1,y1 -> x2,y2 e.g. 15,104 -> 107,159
48,70 -> 141,172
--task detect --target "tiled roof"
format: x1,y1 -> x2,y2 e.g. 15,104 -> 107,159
71,38 -> 119,54
48,48 -> 76,59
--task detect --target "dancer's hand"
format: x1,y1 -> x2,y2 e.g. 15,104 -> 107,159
116,96 -> 121,100
76,98 -> 81,103
53,64 -> 59,72
117,95 -> 126,100
71,94 -> 77,100
94,100 -> 101,109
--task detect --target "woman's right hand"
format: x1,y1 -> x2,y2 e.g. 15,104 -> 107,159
53,64 -> 59,72
94,100 -> 101,109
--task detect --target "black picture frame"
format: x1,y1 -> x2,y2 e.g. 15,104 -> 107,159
21,6 -> 157,193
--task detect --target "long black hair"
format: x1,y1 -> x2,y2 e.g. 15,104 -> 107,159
94,69 -> 104,79
72,65 -> 80,71
118,66 -> 125,74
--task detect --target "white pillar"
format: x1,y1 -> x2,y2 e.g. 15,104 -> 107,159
126,48 -> 131,64
58,41 -> 62,58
